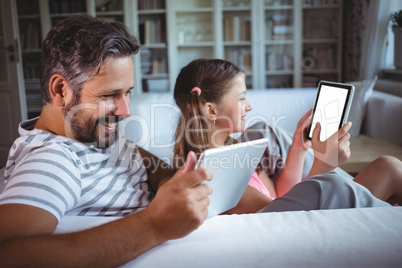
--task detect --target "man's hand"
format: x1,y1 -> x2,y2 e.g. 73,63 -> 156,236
145,151 -> 213,241
0,151 -> 212,268
309,121 -> 352,176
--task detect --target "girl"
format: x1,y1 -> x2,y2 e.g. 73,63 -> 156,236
172,58 -> 402,213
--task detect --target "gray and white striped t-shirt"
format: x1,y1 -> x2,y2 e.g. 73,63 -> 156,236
0,118 -> 153,222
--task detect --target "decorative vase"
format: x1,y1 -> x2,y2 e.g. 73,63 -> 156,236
394,28 -> 402,69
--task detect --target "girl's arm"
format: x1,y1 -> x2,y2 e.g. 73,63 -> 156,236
223,186 -> 272,214
274,111 -> 352,197
274,110 -> 312,197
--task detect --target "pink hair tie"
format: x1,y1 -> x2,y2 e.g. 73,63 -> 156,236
191,87 -> 201,96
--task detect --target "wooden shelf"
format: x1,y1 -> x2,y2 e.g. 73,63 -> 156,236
13,0 -> 344,111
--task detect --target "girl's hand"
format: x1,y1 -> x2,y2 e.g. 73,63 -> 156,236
309,121 -> 352,175
292,109 -> 313,152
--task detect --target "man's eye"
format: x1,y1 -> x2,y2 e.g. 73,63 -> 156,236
103,94 -> 114,98
125,90 -> 132,96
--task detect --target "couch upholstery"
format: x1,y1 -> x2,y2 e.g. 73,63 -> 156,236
1,88 -> 402,267
55,207 -> 402,268
122,88 -> 402,162
122,89 -> 318,163
363,90 -> 402,146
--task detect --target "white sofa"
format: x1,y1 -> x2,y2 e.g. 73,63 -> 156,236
117,88 -> 402,267
2,88 -> 402,267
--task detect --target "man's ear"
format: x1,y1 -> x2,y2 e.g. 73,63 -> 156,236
48,74 -> 70,107
203,102 -> 218,122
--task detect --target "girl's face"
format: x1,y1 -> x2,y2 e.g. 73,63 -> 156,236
215,73 -> 252,134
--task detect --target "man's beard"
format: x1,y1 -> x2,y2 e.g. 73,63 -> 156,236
63,101 -> 123,148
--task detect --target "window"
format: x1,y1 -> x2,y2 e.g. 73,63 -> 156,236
383,1 -> 402,69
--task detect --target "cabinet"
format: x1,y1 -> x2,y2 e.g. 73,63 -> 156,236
136,0 -> 168,93
260,0 -> 300,88
221,1 -> 253,87
165,0 -> 257,89
301,0 -> 342,87
164,0 -> 342,90
16,0 -> 42,118
166,0 -> 216,90
13,0 -> 343,119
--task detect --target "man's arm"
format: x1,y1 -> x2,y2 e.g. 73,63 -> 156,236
0,152 -> 212,267
137,146 -> 174,192
0,204 -> 163,267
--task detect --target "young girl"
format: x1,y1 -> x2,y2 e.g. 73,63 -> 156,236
172,58 -> 402,213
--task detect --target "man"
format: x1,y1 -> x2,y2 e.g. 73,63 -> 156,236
0,16 -> 212,267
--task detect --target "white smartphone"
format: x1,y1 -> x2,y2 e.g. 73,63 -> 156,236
307,81 -> 355,141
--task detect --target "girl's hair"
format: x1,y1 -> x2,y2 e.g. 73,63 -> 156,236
173,58 -> 244,169
40,15 -> 140,105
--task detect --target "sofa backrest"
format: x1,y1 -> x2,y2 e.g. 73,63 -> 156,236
363,91 -> 402,146
122,89 -> 316,161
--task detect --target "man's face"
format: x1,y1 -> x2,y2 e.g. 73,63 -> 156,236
63,57 -> 134,148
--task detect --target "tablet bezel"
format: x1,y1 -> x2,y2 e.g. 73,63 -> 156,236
307,80 -> 355,141
195,138 -> 269,218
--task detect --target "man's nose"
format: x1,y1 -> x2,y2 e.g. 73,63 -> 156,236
111,95 -> 131,118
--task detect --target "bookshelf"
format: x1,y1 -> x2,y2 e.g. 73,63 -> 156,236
16,0 -> 42,118
13,0 -> 343,118
165,0 -> 342,90
136,0 -> 169,92
222,0 -> 253,88
262,0 -> 299,88
165,0 -> 215,92
301,0 -> 342,87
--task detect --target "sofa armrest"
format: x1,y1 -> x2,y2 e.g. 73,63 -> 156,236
362,91 -> 402,146
55,208 -> 402,267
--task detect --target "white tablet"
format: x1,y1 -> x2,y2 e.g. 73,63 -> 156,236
195,138 -> 269,218
308,80 -> 355,141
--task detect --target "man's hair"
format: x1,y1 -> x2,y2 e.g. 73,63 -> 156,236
40,15 -> 140,105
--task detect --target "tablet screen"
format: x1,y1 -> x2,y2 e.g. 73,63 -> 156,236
308,82 -> 354,141
195,138 -> 269,218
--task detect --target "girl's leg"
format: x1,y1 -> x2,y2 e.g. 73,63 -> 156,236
354,156 -> 402,205
259,173 -> 390,213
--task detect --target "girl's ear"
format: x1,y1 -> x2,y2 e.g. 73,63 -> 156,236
48,74 -> 71,107
203,102 -> 218,122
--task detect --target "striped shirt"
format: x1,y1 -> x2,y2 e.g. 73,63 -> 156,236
0,118 -> 153,222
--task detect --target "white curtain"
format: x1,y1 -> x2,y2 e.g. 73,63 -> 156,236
359,0 -> 398,80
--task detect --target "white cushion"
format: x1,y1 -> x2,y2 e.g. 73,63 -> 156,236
123,89 -> 318,161
346,76 -> 377,137
363,91 -> 402,146
241,89 -> 316,134
55,207 -> 402,268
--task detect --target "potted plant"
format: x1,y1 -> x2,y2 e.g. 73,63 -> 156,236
390,10 -> 402,69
